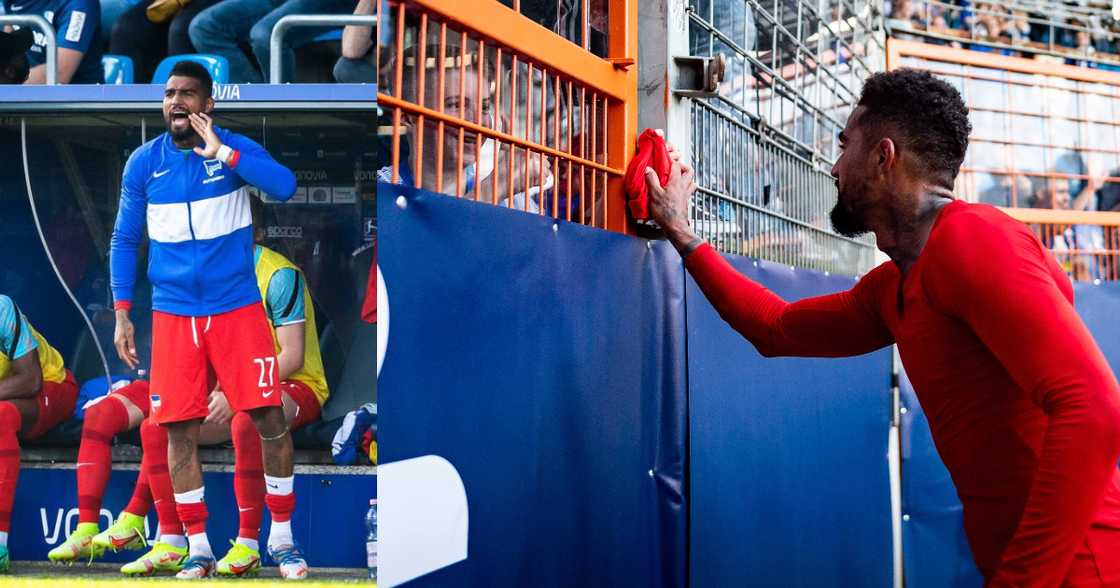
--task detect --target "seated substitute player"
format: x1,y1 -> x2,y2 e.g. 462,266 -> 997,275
0,294 -> 79,572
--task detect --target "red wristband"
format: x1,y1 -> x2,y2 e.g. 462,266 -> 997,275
114,300 -> 132,311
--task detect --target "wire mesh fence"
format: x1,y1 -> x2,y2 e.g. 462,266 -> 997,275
684,0 -> 884,275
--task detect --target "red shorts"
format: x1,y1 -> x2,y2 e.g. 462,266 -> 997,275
1063,525 -> 1120,587
25,370 -> 78,439
150,303 -> 281,425
110,379 -> 151,416
281,379 -> 321,430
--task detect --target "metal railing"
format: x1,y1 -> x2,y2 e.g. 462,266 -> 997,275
375,0 -> 637,232
689,99 -> 878,274
679,0 -> 884,276
0,15 -> 57,84
1004,208 -> 1120,281
269,14 -> 378,83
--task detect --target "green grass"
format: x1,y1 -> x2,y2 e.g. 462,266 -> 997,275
5,563 -> 373,586
5,578 -> 374,587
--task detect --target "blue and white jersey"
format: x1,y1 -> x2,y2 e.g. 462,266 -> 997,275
110,127 -> 297,317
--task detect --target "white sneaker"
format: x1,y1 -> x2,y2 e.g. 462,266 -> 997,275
267,544 -> 309,580
174,555 -> 215,579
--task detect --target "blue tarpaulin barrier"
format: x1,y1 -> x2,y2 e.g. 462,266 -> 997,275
378,185 -> 898,586
686,257 -> 894,588
377,183 -> 687,587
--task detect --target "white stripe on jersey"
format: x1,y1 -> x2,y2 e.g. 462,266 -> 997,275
147,188 -> 251,243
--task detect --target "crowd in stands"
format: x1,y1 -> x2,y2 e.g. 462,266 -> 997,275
996,161 -> 1120,280
887,0 -> 1120,67
0,0 -> 378,83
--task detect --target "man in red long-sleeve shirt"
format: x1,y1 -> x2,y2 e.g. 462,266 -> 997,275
645,69 -> 1120,587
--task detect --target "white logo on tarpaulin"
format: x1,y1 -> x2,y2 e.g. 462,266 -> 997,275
377,265 -> 388,378
378,456 -> 469,587
203,159 -> 222,177
40,508 -> 157,544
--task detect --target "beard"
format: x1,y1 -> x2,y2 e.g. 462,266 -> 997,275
168,121 -> 198,142
830,193 -> 870,238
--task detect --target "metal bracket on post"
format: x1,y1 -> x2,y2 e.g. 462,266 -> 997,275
671,53 -> 725,98
269,14 -> 378,83
0,15 -> 57,84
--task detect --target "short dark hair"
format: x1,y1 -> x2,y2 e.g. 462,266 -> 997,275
855,68 -> 971,187
168,61 -> 213,98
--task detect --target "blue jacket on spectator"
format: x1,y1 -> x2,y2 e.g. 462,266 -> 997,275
1,0 -> 103,83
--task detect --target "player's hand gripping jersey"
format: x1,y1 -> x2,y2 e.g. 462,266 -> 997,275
110,127 -> 297,316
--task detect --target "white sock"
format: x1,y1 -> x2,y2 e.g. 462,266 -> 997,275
187,532 -> 213,560
268,520 -> 293,550
0,531 -> 7,547
237,537 -> 259,551
264,475 -> 295,549
174,487 -> 205,504
264,475 -> 294,495
162,534 -> 187,549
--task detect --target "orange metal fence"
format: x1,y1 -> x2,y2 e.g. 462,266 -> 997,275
1003,208 -> 1120,282
375,0 -> 637,233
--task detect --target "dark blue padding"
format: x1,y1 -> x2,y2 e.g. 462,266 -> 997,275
1075,282 -> 1120,368
899,281 -> 1120,588
686,255 -> 894,588
377,182 -> 687,588
899,369 -> 984,588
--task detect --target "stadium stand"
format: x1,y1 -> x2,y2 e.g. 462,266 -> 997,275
372,0 -> 1119,280
0,0 -> 363,84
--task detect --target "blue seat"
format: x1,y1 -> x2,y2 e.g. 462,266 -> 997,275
102,54 -> 134,84
151,54 -> 231,84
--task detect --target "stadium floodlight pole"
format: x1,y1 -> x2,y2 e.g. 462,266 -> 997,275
0,15 -> 57,84
269,14 -> 377,84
